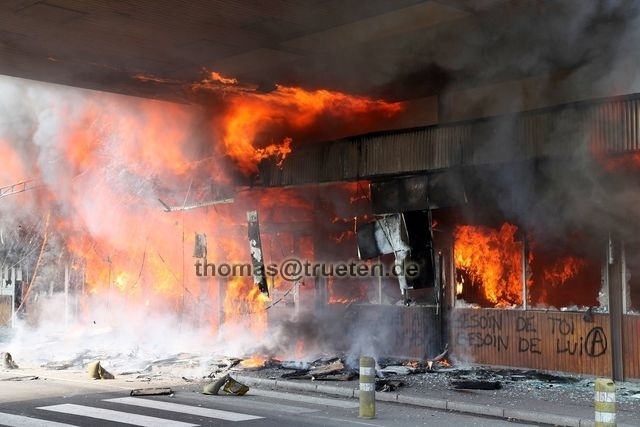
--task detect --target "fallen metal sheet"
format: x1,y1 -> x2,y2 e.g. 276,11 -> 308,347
380,366 -> 415,376
130,387 -> 173,396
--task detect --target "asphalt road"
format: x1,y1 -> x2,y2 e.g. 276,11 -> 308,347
0,379 -> 537,427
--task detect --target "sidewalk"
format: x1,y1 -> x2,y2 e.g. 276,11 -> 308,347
232,371 -> 640,427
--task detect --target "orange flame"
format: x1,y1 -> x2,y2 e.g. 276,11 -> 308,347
239,354 -> 267,368
203,71 -> 239,86
0,71 -> 387,357
197,72 -> 403,175
0,139 -> 27,183
454,223 -> 526,306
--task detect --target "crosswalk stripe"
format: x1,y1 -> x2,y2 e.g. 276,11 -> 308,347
0,412 -> 79,427
104,397 -> 264,421
249,389 -> 360,408
37,404 -> 199,427
191,395 -> 319,414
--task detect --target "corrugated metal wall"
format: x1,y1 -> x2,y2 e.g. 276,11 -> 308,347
623,315 -> 640,379
322,304 -> 442,359
258,94 -> 640,187
451,308 -> 613,377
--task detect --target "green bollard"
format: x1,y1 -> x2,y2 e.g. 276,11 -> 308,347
594,378 -> 616,426
359,356 -> 375,419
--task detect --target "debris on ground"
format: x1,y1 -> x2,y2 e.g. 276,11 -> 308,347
451,379 -> 503,390
380,366 -> 415,376
280,361 -> 311,370
1,352 -> 19,369
223,376 -> 250,395
130,387 -> 173,396
87,361 -> 114,379
203,374 -> 249,396
376,379 -> 404,392
207,358 -> 242,377
0,375 -> 39,381
41,361 -> 75,370
203,374 -> 230,395
277,357 -> 357,381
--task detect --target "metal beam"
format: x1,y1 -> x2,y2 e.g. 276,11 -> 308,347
0,180 -> 40,200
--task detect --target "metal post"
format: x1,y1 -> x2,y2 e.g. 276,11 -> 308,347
10,267 -> 15,328
293,281 -> 300,316
359,356 -> 375,419
377,256 -> 382,304
594,378 -> 616,426
521,235 -> 527,310
608,237 -> 624,381
64,263 -> 69,326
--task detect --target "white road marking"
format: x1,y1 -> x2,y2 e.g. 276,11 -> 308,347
37,404 -> 198,427
187,394 -> 319,414
104,397 -> 264,421
249,389 -> 360,408
0,412 -> 79,427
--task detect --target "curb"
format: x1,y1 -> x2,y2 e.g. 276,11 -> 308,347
233,375 -> 635,427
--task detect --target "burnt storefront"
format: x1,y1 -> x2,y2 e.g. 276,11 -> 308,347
258,93 -> 640,380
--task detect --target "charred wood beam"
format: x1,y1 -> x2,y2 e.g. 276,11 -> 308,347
429,343 -> 449,363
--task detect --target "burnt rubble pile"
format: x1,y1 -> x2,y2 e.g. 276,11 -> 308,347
227,354 -> 454,391
230,354 -> 640,407
279,358 -> 356,381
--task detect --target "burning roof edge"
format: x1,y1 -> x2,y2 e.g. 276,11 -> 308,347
256,92 -> 640,187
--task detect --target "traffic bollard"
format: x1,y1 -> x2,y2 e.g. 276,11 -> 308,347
359,356 -> 375,419
594,378 -> 616,426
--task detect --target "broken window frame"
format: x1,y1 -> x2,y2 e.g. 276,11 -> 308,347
450,226 -> 527,310
621,241 -> 640,315
449,226 -> 609,312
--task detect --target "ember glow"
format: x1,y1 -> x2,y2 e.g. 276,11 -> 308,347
528,235 -> 598,308
542,256 -> 588,287
239,355 -> 267,368
0,73 -> 391,364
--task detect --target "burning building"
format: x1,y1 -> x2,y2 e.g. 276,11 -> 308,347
258,93 -> 640,381
1,1 -> 640,382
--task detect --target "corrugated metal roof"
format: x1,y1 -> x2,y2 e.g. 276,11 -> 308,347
257,93 -> 640,187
